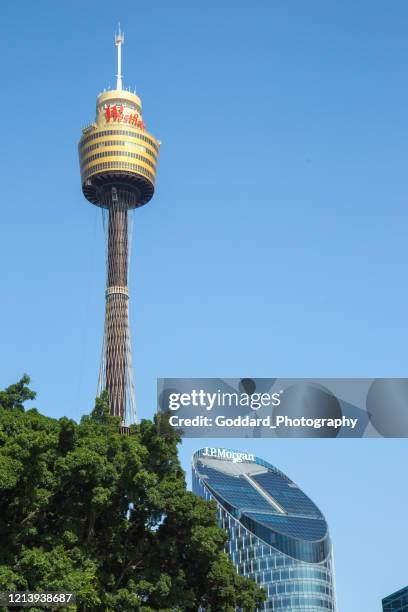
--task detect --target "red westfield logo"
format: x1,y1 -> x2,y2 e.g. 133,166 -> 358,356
105,105 -> 145,129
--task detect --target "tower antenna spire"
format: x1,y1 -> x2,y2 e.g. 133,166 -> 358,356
115,24 -> 124,90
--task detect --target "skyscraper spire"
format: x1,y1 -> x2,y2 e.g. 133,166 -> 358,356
115,25 -> 124,90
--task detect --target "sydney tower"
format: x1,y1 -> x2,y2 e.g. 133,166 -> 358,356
78,30 -> 159,429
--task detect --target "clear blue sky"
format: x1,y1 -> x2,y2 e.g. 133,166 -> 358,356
0,1 -> 407,610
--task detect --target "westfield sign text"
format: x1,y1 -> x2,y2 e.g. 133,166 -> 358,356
105,105 -> 145,129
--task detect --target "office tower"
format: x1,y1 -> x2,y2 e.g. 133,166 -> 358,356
193,447 -> 337,611
382,585 -> 408,612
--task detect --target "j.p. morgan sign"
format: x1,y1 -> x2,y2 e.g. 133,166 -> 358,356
202,447 -> 255,463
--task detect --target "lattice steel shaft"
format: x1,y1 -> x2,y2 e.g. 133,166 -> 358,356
98,189 -> 136,425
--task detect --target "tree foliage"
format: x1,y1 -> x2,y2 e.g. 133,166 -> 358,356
0,377 -> 265,611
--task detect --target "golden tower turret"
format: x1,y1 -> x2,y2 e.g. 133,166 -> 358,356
78,29 -> 160,428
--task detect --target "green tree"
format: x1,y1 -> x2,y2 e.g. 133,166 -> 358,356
0,377 -> 265,611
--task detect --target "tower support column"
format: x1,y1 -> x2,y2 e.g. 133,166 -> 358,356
98,187 -> 136,424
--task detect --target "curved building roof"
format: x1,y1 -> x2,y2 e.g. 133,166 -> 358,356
192,448 -> 331,564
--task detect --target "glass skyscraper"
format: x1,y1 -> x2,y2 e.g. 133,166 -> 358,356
192,447 -> 337,611
382,586 -> 408,611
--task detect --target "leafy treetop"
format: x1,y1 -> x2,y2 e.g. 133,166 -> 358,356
0,376 -> 265,611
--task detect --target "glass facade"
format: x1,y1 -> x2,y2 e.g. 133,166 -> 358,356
192,448 -> 337,611
81,161 -> 155,183
382,586 -> 408,611
80,149 -> 157,170
80,129 -> 160,152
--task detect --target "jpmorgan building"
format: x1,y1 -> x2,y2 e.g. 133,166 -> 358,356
192,448 -> 337,611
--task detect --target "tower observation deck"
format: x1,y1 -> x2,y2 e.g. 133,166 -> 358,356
78,29 -> 160,427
